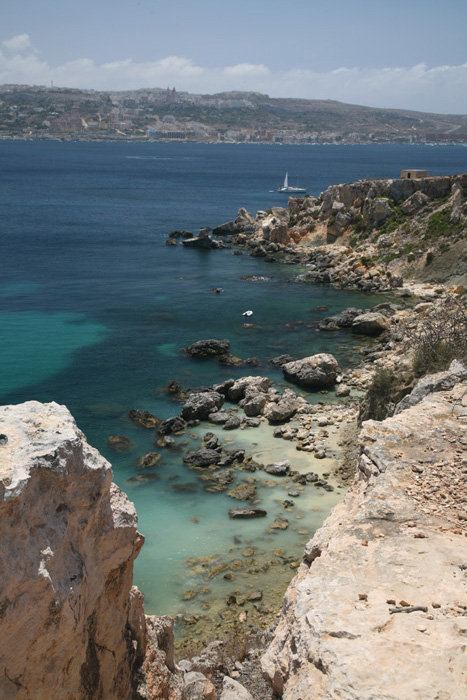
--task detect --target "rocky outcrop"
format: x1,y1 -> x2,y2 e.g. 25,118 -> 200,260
209,173 -> 466,292
0,401 -> 184,700
212,208 -> 255,236
182,229 -> 224,249
261,369 -> 467,699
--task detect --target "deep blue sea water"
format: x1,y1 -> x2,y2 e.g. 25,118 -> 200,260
2,141 -> 467,623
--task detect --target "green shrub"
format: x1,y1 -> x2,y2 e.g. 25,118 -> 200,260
426,209 -> 465,241
359,368 -> 412,422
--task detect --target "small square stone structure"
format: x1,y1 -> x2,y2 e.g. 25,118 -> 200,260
400,169 -> 429,179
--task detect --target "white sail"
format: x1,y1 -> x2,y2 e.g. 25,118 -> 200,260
284,172 -> 288,188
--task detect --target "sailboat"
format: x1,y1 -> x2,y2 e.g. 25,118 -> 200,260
277,172 -> 307,194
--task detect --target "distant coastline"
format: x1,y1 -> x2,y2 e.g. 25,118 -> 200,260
1,84 -> 466,145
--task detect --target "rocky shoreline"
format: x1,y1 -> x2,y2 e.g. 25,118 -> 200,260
1,173 -> 466,698
167,172 -> 467,294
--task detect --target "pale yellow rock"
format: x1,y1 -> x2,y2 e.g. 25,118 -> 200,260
261,379 -> 467,700
0,401 -> 183,700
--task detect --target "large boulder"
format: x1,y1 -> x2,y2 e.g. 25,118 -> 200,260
367,197 -> 393,227
282,354 -> 338,388
263,460 -> 291,476
243,394 -> 267,416
351,312 -> 390,335
263,397 -> 297,423
185,339 -> 230,357
228,376 -> 271,402
181,392 -> 225,420
400,191 -> 430,216
320,307 -> 364,329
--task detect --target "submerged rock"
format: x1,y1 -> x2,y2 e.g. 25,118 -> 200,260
269,354 -> 296,366
128,408 -> 161,429
137,451 -> 161,468
229,507 -> 267,519
185,338 -> 230,357
107,435 -> 132,452
227,483 -> 258,501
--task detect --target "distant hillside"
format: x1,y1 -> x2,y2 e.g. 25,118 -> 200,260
1,84 -> 467,143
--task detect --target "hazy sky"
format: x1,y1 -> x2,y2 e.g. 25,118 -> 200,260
1,0 -> 467,113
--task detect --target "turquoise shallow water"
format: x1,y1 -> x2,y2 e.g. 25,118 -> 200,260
1,141 -> 467,624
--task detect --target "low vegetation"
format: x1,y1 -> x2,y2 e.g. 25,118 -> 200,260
407,297 -> 467,376
359,368 -> 413,423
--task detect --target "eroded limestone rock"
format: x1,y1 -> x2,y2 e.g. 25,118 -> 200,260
261,378 -> 467,700
0,401 -> 184,700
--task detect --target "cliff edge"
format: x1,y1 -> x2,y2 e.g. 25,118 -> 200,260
261,363 -> 467,699
0,401 -> 183,700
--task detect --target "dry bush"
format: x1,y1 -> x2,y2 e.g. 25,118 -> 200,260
359,368 -> 413,423
405,296 -> 467,376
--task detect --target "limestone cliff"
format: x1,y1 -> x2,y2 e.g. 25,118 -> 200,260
261,365 -> 467,699
0,401 -> 183,700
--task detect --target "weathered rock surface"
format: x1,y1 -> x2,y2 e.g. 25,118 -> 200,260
263,460 -> 291,476
282,353 -> 338,388
0,401 -> 184,700
228,376 -> 271,401
183,448 -> 221,468
220,676 -> 254,700
212,208 -> 255,236
262,374 -> 467,699
351,311 -> 390,335
183,671 -> 217,700
263,396 -> 297,423
181,391 -> 225,420
182,229 -> 221,249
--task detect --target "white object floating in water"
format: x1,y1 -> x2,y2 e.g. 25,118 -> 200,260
242,310 -> 253,317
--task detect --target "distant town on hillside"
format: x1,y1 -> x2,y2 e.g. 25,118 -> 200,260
1,84 -> 467,144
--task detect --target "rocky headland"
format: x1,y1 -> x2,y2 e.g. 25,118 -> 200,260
171,173 -> 467,294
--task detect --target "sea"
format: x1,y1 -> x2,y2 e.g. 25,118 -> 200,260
2,141 -> 467,635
